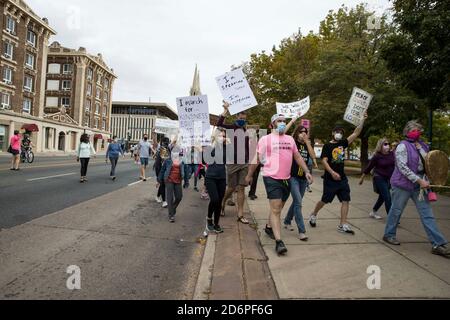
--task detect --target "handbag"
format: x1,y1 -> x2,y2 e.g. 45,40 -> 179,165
7,145 -> 13,153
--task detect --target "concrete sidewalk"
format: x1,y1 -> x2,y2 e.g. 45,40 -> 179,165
245,173 -> 450,299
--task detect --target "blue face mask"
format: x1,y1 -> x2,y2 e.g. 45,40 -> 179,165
235,119 -> 247,127
276,122 -> 287,134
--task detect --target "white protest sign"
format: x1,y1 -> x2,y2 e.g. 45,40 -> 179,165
176,95 -> 211,147
344,87 -> 373,126
276,96 -> 310,118
154,118 -> 179,135
215,68 -> 258,115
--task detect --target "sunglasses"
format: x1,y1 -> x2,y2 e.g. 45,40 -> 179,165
384,143 -> 390,146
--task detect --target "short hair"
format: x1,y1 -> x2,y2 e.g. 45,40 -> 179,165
403,120 -> 423,136
14,130 -> 19,135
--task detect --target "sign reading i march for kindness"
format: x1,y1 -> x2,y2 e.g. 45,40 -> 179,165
276,96 -> 310,118
344,87 -> 373,126
176,95 -> 211,147
215,68 -> 258,115
154,119 -> 179,135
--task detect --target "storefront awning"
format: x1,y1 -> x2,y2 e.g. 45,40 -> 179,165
22,124 -> 39,132
94,134 -> 103,139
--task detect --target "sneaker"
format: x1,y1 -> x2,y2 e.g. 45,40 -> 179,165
275,240 -> 288,255
194,187 -> 199,192
249,195 -> 257,200
431,245 -> 450,257
283,223 -> 294,231
338,224 -> 355,235
169,216 -> 175,223
369,211 -> 383,220
183,183 -> 189,189
162,201 -> 168,208
206,223 -> 215,233
227,199 -> 236,206
264,225 -> 275,240
155,196 -> 162,203
307,185 -> 312,193
309,214 -> 317,228
214,225 -> 224,234
383,236 -> 400,245
299,233 -> 309,241
112,176 -> 116,181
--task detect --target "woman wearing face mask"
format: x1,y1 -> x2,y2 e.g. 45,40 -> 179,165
383,121 -> 450,258
204,129 -> 227,234
105,136 -> 125,181
283,125 -> 317,241
157,146 -> 185,223
359,138 -> 395,219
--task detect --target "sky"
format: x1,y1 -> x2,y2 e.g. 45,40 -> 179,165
27,0 -> 391,116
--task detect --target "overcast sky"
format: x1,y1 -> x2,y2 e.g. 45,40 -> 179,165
28,0 -> 391,115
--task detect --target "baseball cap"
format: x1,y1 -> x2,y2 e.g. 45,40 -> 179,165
271,114 -> 286,124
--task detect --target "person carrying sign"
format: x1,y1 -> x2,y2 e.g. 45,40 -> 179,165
308,113 -> 368,235
216,101 -> 251,224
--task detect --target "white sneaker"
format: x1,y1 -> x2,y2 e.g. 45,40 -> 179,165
162,201 -> 168,208
155,196 -> 162,203
309,214 -> 317,227
284,223 -> 294,231
369,211 -> 383,220
338,223 -> 355,235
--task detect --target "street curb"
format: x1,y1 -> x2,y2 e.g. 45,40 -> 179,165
193,233 -> 217,300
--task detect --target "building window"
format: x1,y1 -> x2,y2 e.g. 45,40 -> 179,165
94,118 -> 99,129
1,93 -> 10,109
62,80 -> 71,90
97,74 -> 102,85
27,30 -> 36,47
6,16 -> 16,34
24,76 -> 33,92
88,68 -> 94,80
95,102 -> 100,114
23,98 -> 32,113
102,119 -> 106,130
3,42 -> 13,59
84,117 -> 90,127
48,63 -> 60,74
103,93 -> 109,103
96,88 -> 101,100
87,83 -> 92,96
104,78 -> 109,88
61,97 -> 70,107
3,67 -> 12,84
25,53 -> 35,69
47,80 -> 59,91
85,100 -> 91,112
102,106 -> 107,116
63,64 -> 73,74
46,97 -> 58,107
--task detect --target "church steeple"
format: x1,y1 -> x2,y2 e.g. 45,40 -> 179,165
189,64 -> 201,96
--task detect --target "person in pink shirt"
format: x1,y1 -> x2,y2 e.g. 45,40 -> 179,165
9,130 -> 21,171
246,114 -> 313,255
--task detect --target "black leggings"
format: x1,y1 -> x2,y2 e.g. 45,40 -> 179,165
205,177 -> 226,225
80,158 -> 90,177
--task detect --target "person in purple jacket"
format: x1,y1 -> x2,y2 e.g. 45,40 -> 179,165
359,138 -> 395,219
383,121 -> 449,258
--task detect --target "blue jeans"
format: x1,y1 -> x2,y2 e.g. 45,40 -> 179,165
284,177 -> 308,233
183,164 -> 192,185
384,186 -> 448,247
373,176 -> 392,214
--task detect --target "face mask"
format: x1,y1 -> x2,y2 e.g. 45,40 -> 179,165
334,133 -> 343,141
143,137 -> 148,141
407,130 -> 421,141
217,137 -> 225,144
235,119 -> 246,127
276,122 -> 287,134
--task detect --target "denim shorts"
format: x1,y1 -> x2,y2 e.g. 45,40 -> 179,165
140,157 -> 149,166
263,176 -> 290,202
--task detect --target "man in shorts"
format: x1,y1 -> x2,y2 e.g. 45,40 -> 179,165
216,101 -> 250,224
246,114 -> 313,255
308,113 -> 367,234
137,134 -> 151,181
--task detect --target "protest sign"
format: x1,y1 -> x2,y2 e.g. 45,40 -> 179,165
344,88 -> 373,126
276,96 -> 310,118
154,118 -> 179,135
176,95 -> 211,147
215,68 -> 258,115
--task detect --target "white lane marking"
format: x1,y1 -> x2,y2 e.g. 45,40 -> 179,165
27,172 -> 76,182
128,180 -> 143,187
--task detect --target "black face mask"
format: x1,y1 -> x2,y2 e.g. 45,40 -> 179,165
143,137 -> 148,141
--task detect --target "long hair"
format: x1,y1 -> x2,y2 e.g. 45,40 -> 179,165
374,137 -> 389,154
211,128 -> 227,146
80,134 -> 89,144
292,125 -> 308,147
